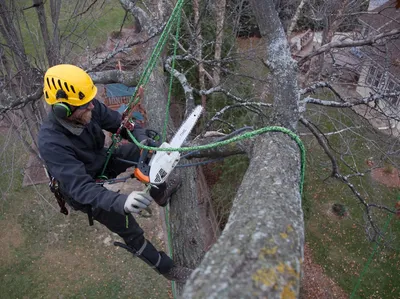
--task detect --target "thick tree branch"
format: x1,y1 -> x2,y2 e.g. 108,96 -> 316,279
0,87 -> 43,115
300,92 -> 400,108
89,69 -> 141,86
86,32 -> 160,72
183,1 -> 303,297
299,28 -> 400,65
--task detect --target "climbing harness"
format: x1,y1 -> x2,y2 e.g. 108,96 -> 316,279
48,176 -> 68,216
46,168 -> 95,225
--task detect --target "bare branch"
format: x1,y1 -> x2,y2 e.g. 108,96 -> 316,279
71,0 -> 100,19
86,32 -> 159,72
300,116 -> 395,242
204,102 -> 271,131
164,55 -> 195,110
0,87 -> 43,115
299,28 -> 400,65
300,92 -> 400,109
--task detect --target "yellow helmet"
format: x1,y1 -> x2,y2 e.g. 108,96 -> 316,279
43,64 -> 97,106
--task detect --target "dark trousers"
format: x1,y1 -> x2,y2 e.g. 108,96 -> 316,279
90,143 -> 172,273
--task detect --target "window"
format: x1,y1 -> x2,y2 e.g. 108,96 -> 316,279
366,66 -> 376,85
362,25 -> 370,37
373,72 -> 383,88
387,80 -> 395,91
365,66 -> 384,89
385,79 -> 400,107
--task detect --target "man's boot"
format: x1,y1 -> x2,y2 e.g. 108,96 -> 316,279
121,239 -> 193,283
150,175 -> 182,207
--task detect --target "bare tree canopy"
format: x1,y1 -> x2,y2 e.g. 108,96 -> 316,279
1,0 -> 400,298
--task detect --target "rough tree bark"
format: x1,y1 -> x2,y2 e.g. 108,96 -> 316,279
287,0 -> 307,37
193,0 -> 207,108
182,0 -> 303,297
34,0 -> 57,66
213,0 -> 226,86
141,37 -> 212,298
116,1 -> 213,294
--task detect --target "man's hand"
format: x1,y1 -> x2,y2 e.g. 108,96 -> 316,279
124,191 -> 153,214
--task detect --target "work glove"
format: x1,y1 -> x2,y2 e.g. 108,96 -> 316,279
124,191 -> 153,214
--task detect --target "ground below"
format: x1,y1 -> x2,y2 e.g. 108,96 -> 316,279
301,166 -> 399,298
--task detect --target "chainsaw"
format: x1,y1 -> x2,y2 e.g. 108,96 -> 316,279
134,105 -> 203,185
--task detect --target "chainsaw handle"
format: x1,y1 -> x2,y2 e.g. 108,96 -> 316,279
134,147 -> 151,183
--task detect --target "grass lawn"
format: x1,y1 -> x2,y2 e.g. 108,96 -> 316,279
302,105 -> 400,298
206,97 -> 400,298
208,38 -> 400,298
15,0 -> 134,63
0,134 -> 171,298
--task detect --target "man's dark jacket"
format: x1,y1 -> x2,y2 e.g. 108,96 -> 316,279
38,99 -> 146,215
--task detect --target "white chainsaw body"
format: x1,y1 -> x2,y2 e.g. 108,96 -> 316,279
148,143 -> 180,184
147,105 -> 203,185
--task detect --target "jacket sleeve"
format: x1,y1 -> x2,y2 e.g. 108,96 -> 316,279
94,99 -> 148,142
40,138 -> 128,215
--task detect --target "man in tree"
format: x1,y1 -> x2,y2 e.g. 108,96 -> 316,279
38,64 -> 192,282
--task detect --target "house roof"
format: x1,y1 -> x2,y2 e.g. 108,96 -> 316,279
359,1 -> 400,79
359,0 -> 399,30
105,83 -> 136,98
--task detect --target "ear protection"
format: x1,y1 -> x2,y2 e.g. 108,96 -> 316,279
52,90 -> 72,119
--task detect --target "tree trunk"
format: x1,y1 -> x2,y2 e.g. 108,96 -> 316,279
182,0 -> 303,297
131,31 -> 211,295
287,0 -> 307,37
193,0 -> 207,108
49,0 -> 61,61
34,0 -> 57,66
213,0 -> 226,86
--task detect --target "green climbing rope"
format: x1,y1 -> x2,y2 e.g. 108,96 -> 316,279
100,0 -> 185,177
163,8 -> 182,299
350,213 -> 394,299
127,126 -> 306,196
127,0 -> 186,108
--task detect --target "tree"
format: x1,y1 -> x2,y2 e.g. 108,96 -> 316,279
119,0 -> 399,296
1,0 -> 399,297
0,0 -> 126,155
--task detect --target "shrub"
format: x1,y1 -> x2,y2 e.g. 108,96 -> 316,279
332,203 -> 347,217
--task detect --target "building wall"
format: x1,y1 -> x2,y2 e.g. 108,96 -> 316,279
356,62 -> 400,130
